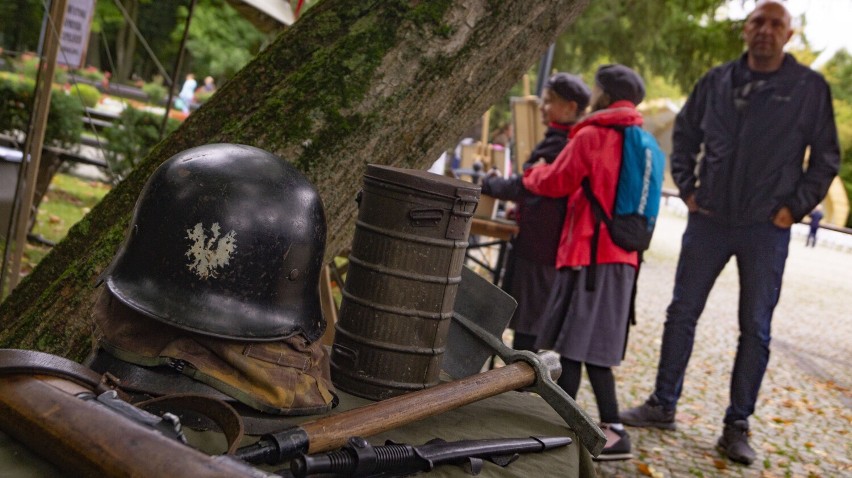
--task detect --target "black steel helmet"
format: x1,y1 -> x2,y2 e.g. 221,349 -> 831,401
102,143 -> 327,342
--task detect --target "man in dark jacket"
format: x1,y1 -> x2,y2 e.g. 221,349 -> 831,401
481,73 -> 590,352
620,1 -> 840,466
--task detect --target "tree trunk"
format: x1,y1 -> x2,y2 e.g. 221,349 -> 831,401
28,150 -> 63,233
114,0 -> 139,83
0,0 -> 590,360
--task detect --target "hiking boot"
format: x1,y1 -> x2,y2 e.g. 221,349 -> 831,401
619,396 -> 676,430
593,424 -> 632,461
717,420 -> 756,465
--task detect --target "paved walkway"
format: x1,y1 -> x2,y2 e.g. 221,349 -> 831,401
587,201 -> 852,477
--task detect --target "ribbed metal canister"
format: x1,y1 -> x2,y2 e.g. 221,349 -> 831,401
330,164 -> 480,400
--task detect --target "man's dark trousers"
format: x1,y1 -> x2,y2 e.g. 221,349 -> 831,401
653,212 -> 790,424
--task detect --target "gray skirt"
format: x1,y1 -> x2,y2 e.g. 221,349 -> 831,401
506,255 -> 558,335
534,264 -> 635,367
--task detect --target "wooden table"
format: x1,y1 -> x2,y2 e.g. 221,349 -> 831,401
467,217 -> 519,285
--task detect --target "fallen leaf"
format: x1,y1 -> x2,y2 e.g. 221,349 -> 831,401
713,459 -> 728,470
771,417 -> 794,425
635,462 -> 653,476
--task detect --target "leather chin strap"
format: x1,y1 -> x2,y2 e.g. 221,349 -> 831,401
0,348 -> 245,455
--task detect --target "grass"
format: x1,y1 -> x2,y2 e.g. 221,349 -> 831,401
22,172 -> 111,273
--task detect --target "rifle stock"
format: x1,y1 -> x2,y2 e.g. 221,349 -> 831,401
0,375 -> 275,478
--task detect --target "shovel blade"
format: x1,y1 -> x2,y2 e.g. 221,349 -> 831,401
443,267 -> 517,379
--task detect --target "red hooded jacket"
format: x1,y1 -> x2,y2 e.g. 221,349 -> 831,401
522,100 -> 642,269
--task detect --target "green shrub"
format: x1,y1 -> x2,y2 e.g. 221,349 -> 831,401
13,54 -> 68,84
70,83 -> 101,108
75,66 -> 105,83
102,106 -> 180,183
0,72 -> 82,148
141,82 -> 167,105
17,55 -> 40,77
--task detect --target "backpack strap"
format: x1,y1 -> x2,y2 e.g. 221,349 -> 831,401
581,177 -> 610,292
581,177 -> 612,226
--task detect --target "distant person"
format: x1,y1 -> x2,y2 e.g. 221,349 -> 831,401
522,65 -> 650,461
806,205 -> 824,247
481,73 -> 590,353
177,73 -> 197,114
619,1 -> 840,466
201,75 -> 216,93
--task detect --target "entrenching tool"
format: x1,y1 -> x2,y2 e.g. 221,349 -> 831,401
237,266 -> 605,464
447,268 -> 606,456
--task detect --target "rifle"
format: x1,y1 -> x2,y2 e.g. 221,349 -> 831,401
289,435 -> 572,477
0,349 -> 277,478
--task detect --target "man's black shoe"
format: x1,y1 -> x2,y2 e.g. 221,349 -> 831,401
717,420 -> 756,465
619,396 -> 676,430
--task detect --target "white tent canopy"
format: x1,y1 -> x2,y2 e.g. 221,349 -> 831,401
225,0 -> 295,31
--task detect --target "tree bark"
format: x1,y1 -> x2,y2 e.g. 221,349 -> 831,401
0,0 -> 590,360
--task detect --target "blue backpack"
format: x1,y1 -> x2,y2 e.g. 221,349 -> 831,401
581,125 -> 665,290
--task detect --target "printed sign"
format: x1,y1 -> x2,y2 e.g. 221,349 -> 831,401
59,0 -> 96,69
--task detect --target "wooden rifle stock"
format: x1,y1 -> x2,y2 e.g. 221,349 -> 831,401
0,375 -> 275,478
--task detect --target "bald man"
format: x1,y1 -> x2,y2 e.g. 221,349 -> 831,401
620,1 -> 839,465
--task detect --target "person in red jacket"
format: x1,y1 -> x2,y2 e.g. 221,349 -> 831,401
522,64 -> 646,461
481,73 -> 591,353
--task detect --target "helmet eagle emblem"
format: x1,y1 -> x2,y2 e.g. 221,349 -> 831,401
185,222 -> 237,279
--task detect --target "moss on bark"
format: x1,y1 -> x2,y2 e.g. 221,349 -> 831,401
0,0 -> 589,360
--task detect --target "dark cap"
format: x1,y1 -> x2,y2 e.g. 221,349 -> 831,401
545,73 -> 591,111
595,64 -> 645,105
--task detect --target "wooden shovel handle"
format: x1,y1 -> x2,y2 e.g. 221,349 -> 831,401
303,361 -> 534,453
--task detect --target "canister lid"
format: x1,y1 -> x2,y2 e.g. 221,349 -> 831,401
364,164 -> 480,199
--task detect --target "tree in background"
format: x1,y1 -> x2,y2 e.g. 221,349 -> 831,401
823,49 -> 852,104
487,0 -> 742,141
822,49 -> 852,225
555,0 -> 743,93
178,0 -> 271,83
0,0 -> 42,55
5,0 -> 275,87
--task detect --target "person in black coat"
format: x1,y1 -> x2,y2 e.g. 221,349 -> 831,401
481,73 -> 591,352
619,1 -> 840,466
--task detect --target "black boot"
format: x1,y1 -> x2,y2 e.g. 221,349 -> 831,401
717,420 -> 756,465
